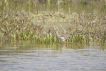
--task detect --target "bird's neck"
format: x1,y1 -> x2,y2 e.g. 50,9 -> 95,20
56,31 -> 61,37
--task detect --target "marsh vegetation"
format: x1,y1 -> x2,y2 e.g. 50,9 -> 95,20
0,0 -> 106,47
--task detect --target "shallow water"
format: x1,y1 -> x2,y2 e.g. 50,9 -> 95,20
0,43 -> 106,71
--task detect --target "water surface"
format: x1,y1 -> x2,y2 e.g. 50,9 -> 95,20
0,43 -> 106,71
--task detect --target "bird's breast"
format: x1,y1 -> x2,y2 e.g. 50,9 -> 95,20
60,37 -> 65,41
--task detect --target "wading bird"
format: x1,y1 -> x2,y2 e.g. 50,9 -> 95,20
55,30 -> 72,45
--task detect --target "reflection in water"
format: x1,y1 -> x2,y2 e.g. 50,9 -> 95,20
0,42 -> 106,71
